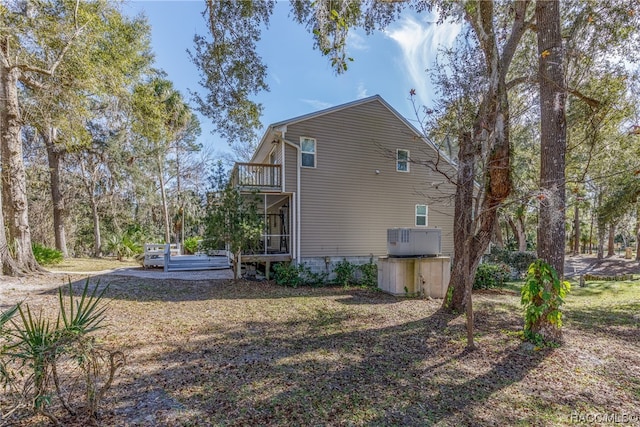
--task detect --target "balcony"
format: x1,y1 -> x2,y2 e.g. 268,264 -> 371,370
232,163 -> 282,192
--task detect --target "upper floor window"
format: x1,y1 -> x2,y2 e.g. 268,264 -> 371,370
301,137 -> 316,168
397,149 -> 409,172
416,204 -> 428,226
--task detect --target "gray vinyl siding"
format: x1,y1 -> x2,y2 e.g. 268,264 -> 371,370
283,143 -> 298,192
283,100 -> 456,258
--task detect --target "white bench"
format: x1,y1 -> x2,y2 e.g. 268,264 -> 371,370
143,243 -> 181,268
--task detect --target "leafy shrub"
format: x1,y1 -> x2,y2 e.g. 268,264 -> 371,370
183,236 -> 201,254
333,259 -> 356,287
273,262 -> 328,287
484,246 -> 537,278
473,263 -> 510,290
32,243 -> 63,265
521,260 -> 570,344
273,262 -> 304,287
358,259 -> 378,288
0,280 -> 123,424
105,227 -> 144,260
303,267 -> 329,287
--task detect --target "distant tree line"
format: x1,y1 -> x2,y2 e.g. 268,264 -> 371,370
1,0 -> 210,275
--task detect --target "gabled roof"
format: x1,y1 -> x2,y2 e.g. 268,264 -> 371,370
252,95 -> 455,167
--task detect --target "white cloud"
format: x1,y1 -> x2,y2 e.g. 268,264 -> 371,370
301,99 -> 333,110
356,82 -> 368,99
347,31 -> 369,51
386,14 -> 461,106
271,73 -> 281,85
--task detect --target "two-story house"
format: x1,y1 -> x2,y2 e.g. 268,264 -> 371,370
232,95 -> 457,275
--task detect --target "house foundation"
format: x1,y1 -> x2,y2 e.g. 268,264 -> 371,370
299,256 -> 378,281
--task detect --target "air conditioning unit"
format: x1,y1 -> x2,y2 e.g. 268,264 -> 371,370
387,228 -> 441,257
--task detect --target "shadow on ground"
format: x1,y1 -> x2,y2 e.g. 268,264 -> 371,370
100,290 -> 552,426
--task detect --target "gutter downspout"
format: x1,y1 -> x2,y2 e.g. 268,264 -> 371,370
282,138 -> 301,263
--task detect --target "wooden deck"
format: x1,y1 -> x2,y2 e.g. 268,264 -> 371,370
240,254 -> 292,263
232,162 -> 282,192
143,244 -> 231,272
164,254 -> 230,272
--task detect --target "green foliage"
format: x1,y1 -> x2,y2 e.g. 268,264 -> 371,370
304,267 -> 329,287
273,262 -> 304,288
105,226 -> 144,260
190,1 -> 274,148
32,243 -> 63,266
473,263 -> 510,290
273,263 -> 328,288
0,304 -> 19,386
183,236 -> 201,255
205,166 -> 263,254
203,166 -> 264,278
445,285 -> 454,307
1,280 -> 123,423
358,258 -> 378,288
521,260 -> 571,344
485,246 -> 537,278
333,259 -> 356,287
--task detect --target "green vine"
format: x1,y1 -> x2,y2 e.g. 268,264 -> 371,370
521,259 -> 570,344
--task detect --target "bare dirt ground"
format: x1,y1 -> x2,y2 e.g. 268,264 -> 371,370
564,253 -> 640,277
0,258 -> 638,426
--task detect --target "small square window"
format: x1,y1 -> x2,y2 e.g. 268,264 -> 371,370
397,149 -> 409,172
301,137 -> 316,168
416,204 -> 428,226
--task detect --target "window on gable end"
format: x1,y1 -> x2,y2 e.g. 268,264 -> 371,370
416,204 -> 428,226
397,149 -> 409,172
301,137 -> 316,168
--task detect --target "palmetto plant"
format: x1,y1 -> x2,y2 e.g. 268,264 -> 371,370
1,280 -> 124,426
0,304 -> 19,385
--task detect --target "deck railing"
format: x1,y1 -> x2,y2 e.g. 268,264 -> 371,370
232,163 -> 281,190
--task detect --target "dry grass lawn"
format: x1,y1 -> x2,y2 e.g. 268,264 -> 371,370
46,257 -> 139,272
1,272 -> 639,426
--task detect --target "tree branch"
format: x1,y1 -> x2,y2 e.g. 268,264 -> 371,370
568,87 -> 602,109
14,14 -> 90,79
501,0 -> 531,74
17,72 -> 46,90
506,75 -> 532,90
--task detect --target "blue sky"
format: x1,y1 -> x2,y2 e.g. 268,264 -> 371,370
123,1 -> 460,158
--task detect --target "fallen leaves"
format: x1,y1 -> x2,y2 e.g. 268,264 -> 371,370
3,276 -> 639,426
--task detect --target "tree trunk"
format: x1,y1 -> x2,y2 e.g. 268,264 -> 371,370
494,217 -> 504,248
536,0 -> 567,276
635,209 -> 640,261
572,202 -> 580,256
43,128 -> 69,257
0,51 -> 39,273
443,2 -> 526,347
90,194 -> 102,257
597,221 -> 605,260
534,0 -> 566,343
517,217 -> 526,252
0,179 -> 20,276
508,211 -> 528,253
607,223 -> 615,257
446,131 -> 477,314
0,54 -> 20,275
157,157 -> 171,243
77,156 -> 102,257
176,142 -> 183,245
